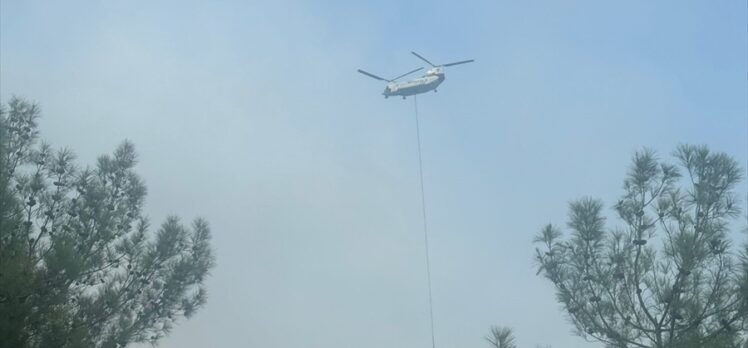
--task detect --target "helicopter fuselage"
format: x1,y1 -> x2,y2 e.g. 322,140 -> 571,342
383,73 -> 445,98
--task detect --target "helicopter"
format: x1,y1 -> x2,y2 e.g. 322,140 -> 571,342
357,51 -> 474,99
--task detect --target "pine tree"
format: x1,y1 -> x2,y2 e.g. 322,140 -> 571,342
486,326 -> 517,348
740,226 -> 748,347
534,146 -> 746,347
0,97 -> 215,348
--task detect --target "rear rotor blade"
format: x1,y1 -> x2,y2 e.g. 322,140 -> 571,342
390,67 -> 424,81
357,69 -> 388,81
411,51 -> 436,67
443,59 -> 474,67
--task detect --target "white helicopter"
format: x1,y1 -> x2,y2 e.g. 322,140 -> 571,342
358,51 -> 474,99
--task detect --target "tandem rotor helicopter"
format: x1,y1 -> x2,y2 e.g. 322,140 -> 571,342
358,51 -> 474,99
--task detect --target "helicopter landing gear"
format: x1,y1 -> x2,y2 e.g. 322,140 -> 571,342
384,95 -> 388,99
434,89 -> 438,93
402,96 -> 407,100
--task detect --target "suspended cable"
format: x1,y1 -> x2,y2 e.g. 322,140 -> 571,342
413,95 -> 436,348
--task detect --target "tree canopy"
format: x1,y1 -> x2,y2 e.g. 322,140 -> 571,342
534,146 -> 747,348
486,326 -> 518,348
0,97 -> 215,347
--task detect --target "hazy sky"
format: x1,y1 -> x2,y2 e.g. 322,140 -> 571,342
1,1 -> 747,347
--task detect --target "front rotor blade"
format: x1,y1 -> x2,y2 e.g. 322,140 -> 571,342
443,59 -> 474,67
390,67 -> 423,81
411,51 -> 436,67
357,69 -> 387,81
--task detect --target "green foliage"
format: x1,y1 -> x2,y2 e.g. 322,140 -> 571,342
534,146 -> 746,348
0,97 -> 215,347
486,326 -> 517,348
740,225 -> 748,346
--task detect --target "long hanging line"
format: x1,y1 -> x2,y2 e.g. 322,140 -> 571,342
413,95 -> 436,348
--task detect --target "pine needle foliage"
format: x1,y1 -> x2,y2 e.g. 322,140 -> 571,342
534,146 -> 747,348
486,326 -> 518,348
0,97 -> 215,348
